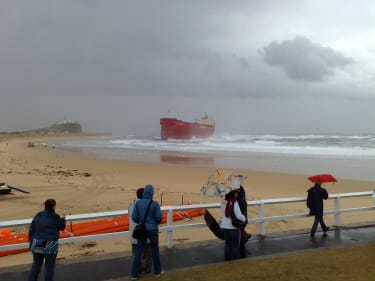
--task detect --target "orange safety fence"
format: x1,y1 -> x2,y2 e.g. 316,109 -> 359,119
0,208 -> 204,257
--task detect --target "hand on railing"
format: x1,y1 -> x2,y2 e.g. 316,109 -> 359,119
63,230 -> 74,237
61,210 -> 67,219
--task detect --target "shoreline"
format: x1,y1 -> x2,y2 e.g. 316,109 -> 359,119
1,134 -> 374,267
52,138 -> 375,181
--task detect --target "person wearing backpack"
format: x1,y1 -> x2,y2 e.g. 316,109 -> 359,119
130,185 -> 163,280
307,181 -> 330,238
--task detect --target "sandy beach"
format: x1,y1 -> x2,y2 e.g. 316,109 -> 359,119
1,134 -> 374,267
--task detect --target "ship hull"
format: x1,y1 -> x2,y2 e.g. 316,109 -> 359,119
160,118 -> 215,140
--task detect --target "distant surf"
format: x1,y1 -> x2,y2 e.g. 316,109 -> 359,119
58,134 -> 375,158
52,134 -> 375,181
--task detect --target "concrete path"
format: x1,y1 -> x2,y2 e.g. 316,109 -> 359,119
2,224 -> 375,281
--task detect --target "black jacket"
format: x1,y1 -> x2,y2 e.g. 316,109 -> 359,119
307,184 -> 328,216
237,186 -> 248,221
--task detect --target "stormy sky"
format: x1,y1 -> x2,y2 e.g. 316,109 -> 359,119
1,0 -> 374,135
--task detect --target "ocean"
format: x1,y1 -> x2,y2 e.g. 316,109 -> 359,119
52,134 -> 375,181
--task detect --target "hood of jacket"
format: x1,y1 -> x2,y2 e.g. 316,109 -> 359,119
143,185 -> 154,200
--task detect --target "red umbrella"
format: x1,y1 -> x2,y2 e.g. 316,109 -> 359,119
308,174 -> 337,183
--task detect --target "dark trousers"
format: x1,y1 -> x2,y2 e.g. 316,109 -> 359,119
131,229 -> 162,278
223,228 -> 241,261
311,215 -> 328,236
131,241 -> 152,273
239,227 -> 246,258
28,253 -> 57,281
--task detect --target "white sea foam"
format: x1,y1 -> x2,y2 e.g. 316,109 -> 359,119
60,133 -> 375,159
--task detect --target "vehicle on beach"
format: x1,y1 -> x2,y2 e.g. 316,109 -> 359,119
160,113 -> 215,140
0,183 -> 29,195
0,184 -> 11,195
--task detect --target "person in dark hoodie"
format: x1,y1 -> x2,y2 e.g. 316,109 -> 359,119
307,181 -> 330,238
130,185 -> 163,280
28,199 -> 66,281
237,185 -> 252,258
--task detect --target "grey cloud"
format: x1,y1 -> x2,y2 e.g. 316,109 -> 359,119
0,1 -> 358,100
262,36 -> 354,82
1,1 -> 375,135
0,1 -> 256,98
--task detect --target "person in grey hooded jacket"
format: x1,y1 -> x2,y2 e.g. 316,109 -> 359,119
130,185 -> 163,280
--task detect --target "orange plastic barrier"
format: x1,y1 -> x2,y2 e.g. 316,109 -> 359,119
0,208 -> 203,257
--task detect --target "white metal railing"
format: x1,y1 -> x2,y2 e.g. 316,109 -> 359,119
1,191 -> 374,252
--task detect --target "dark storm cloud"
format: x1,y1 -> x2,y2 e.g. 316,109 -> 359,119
0,1 -> 359,100
262,36 -> 354,82
0,1 -> 260,98
1,1 -> 374,134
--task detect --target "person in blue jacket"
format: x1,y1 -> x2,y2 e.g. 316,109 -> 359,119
130,185 -> 163,280
307,181 -> 330,238
28,199 -> 66,281
129,187 -> 152,274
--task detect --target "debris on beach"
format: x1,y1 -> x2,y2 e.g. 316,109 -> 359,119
80,242 -> 97,249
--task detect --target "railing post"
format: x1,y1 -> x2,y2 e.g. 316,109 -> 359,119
167,209 -> 173,248
258,201 -> 265,236
334,197 -> 341,226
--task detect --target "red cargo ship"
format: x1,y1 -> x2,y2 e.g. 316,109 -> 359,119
160,114 -> 215,140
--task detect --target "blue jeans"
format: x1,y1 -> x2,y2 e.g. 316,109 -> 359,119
28,253 -> 57,281
223,228 -> 241,261
131,229 -> 161,278
311,215 -> 328,236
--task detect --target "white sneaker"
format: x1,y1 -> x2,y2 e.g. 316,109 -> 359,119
154,270 -> 164,277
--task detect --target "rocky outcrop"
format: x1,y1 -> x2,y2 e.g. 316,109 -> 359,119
1,120 -> 84,134
48,120 -> 82,133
